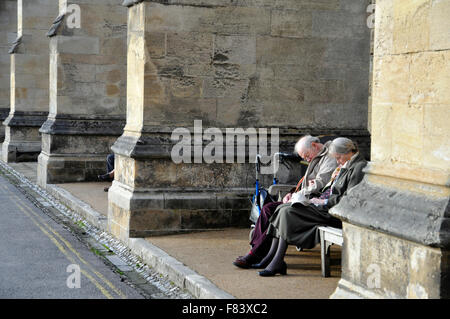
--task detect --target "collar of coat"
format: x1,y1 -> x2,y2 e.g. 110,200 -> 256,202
312,140 -> 331,162
342,152 -> 365,170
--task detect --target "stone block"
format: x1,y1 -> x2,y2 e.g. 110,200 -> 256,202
164,193 -> 218,211
261,58 -> 321,81
409,51 -> 450,105
13,54 -> 49,77
314,103 -> 368,130
323,37 -> 370,64
430,0 -> 450,50
213,35 -> 257,73
130,209 -> 182,233
423,104 -> 450,141
304,79 -> 345,104
390,104 -> 424,167
368,103 -> 393,163
144,32 -> 166,59
312,9 -> 369,39
373,0 -> 395,57
256,36 -> 326,65
270,9 -> 312,38
100,36 -> 127,57
56,35 -> 100,55
372,54 -> 410,106
166,32 -> 212,61
392,0 -> 430,54
422,134 -> 450,172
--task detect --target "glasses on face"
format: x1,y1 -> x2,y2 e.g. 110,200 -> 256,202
299,148 -> 313,161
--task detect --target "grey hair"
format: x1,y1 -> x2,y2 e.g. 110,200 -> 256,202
329,137 -> 358,155
294,135 -> 320,153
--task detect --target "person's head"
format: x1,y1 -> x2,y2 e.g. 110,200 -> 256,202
329,137 -> 358,166
294,135 -> 323,163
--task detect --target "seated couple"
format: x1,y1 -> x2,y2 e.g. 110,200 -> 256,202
233,135 -> 367,276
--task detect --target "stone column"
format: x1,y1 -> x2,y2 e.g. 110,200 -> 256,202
109,1 -> 372,241
2,0 -> 55,162
37,0 -> 127,186
330,0 -> 450,299
0,1 -> 17,144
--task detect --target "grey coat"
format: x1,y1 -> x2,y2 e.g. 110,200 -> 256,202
299,141 -> 338,198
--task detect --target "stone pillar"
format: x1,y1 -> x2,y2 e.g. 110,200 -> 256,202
2,0 -> 55,162
0,1 -> 17,144
330,0 -> 450,299
109,0 -> 372,241
37,0 -> 127,186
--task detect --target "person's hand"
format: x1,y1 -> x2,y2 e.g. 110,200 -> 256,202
282,192 -> 292,204
310,198 -> 326,206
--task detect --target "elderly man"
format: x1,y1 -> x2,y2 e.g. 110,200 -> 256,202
233,135 -> 338,269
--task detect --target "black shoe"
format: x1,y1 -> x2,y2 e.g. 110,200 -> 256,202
250,261 -> 268,269
98,173 -> 112,182
258,262 -> 287,277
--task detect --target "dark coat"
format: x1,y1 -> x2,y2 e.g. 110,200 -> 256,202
326,152 -> 367,208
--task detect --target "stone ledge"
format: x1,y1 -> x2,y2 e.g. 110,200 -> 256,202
2,111 -> 48,127
39,116 -> 125,136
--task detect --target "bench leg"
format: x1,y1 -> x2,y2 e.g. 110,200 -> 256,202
320,231 -> 332,278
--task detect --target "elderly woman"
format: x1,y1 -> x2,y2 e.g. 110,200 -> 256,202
257,137 -> 367,276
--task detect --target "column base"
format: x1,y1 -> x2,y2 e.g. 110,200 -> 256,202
37,116 -> 125,186
330,223 -> 449,299
37,152 -> 108,187
2,140 -> 41,163
2,111 -> 47,162
108,180 -> 251,241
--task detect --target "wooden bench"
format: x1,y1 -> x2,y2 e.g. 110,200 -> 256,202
318,226 -> 343,277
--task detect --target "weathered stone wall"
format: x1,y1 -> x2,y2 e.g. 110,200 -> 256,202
330,0 -> 450,299
129,0 -> 371,136
0,1 -> 17,143
37,0 -> 128,185
109,0 -> 372,240
2,0 -> 56,162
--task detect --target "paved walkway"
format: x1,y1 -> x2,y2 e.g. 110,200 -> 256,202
2,159 -> 341,299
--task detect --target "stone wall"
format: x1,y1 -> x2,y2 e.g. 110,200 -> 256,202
127,0 -> 371,140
